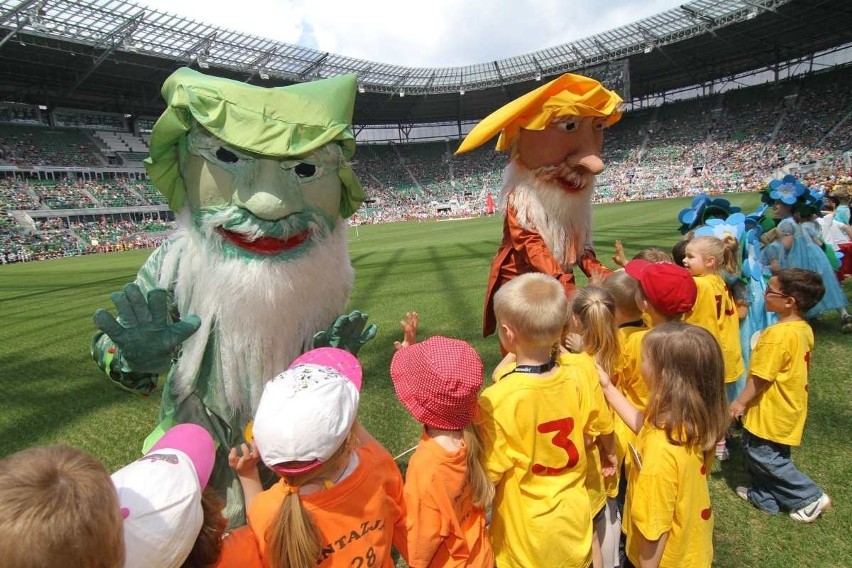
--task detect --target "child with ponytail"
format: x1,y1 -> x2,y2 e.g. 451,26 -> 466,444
682,235 -> 744,461
230,347 -> 408,568
564,286 -> 620,568
390,312 -> 494,568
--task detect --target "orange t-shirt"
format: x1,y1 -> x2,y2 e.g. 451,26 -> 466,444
248,440 -> 408,567
214,525 -> 262,568
403,432 -> 493,568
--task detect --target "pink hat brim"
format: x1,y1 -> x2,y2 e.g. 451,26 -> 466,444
291,347 -> 362,390
150,423 -> 215,488
271,459 -> 325,476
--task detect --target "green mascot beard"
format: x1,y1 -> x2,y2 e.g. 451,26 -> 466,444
165,208 -> 354,414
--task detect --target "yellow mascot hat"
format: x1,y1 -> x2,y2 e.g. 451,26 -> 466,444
455,72 -> 623,155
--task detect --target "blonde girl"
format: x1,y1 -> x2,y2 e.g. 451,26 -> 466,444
230,348 -> 408,568
564,286 -> 619,568
390,312 -> 494,568
599,323 -> 729,568
682,235 -> 744,460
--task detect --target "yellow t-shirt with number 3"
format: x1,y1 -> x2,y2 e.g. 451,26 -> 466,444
477,362 -> 606,568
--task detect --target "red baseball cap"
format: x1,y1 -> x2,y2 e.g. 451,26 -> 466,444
390,336 -> 483,430
625,260 -> 697,317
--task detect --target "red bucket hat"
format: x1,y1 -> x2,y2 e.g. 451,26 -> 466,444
390,336 -> 483,430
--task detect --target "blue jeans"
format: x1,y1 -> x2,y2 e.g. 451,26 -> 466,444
741,429 -> 823,514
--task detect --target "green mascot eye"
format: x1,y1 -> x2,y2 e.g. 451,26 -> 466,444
294,163 -> 317,178
215,147 -> 239,164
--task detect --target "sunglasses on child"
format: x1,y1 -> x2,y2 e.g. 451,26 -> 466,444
764,287 -> 793,299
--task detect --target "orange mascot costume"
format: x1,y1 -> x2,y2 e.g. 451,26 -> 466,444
456,73 -> 623,337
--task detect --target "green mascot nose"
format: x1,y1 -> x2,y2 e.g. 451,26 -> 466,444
233,158 -> 306,221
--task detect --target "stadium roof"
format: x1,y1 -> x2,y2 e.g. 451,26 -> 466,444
0,0 -> 850,127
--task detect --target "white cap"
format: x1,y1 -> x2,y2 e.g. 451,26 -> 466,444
253,347 -> 361,476
112,424 -> 215,568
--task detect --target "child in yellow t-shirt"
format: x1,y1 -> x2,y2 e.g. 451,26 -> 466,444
477,272 -> 616,568
682,235 -> 745,461
729,268 -> 832,523
563,286 -> 619,568
598,323 -> 730,568
621,259 -> 699,415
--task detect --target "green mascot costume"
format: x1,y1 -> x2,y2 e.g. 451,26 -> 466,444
91,68 -> 374,526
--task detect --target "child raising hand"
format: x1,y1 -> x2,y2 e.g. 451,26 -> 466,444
390,312 -> 494,568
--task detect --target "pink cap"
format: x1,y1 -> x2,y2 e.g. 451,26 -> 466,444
150,423 -> 215,488
253,348 -> 362,476
290,347 -> 362,390
114,423 -> 215,568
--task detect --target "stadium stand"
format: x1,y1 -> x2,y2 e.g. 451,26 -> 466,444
0,123 -> 104,168
2,60 -> 852,263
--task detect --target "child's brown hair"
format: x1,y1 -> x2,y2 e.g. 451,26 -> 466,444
0,445 -> 125,568
671,239 -> 689,267
642,323 -> 730,452
182,486 -> 228,568
776,268 -> 826,314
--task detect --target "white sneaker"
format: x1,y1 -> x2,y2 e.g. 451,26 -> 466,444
735,486 -> 750,502
789,493 -> 831,523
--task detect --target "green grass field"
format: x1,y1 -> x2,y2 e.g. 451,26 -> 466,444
1,193 -> 849,567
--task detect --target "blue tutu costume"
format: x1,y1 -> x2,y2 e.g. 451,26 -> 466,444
761,218 -> 848,318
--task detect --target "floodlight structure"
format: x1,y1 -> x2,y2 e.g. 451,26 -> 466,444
0,0 -> 40,50
246,48 -> 277,83
5,0 -> 845,132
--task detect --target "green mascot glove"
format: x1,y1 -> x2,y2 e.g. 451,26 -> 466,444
93,283 -> 201,374
313,310 -> 377,355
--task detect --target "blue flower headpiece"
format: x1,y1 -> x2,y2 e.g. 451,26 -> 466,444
762,174 -> 807,206
677,194 -> 743,234
694,212 -> 746,242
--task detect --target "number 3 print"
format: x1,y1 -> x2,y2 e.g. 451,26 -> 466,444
532,417 -> 580,475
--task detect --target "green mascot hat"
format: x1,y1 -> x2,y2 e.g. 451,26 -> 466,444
144,68 -> 364,218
